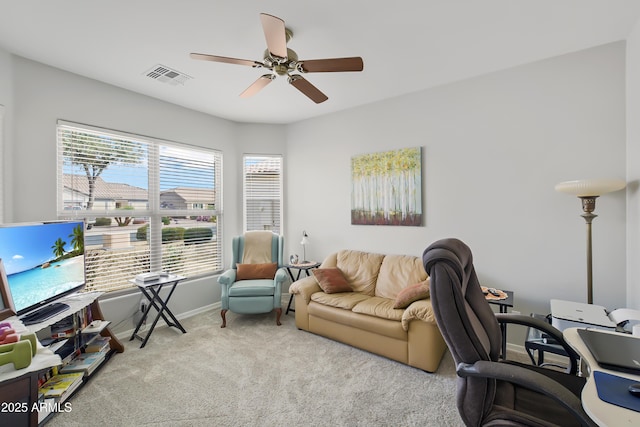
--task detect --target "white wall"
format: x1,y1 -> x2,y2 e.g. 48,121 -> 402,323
627,21 -> 640,310
234,122 -> 287,240
287,42 -> 627,319
6,56 -> 285,334
0,47 -> 13,223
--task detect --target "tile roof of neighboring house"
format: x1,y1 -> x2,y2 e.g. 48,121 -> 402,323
244,159 -> 280,174
64,174 -> 148,200
160,187 -> 215,202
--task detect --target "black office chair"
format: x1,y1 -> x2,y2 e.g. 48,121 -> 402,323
423,238 -> 597,427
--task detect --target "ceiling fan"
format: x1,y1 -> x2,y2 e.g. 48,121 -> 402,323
190,13 -> 364,104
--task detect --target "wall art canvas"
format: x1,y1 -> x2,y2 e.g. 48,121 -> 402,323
351,147 -> 422,226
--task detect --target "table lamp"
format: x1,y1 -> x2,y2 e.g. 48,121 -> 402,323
555,178 -> 626,304
300,230 -> 309,263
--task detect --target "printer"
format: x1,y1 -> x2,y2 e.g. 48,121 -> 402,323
550,299 -> 640,332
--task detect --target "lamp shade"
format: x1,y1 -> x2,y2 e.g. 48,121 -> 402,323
300,230 -> 309,246
555,179 -> 626,197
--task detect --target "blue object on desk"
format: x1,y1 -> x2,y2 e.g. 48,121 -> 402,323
594,371 -> 640,412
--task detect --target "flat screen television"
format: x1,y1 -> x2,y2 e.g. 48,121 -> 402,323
0,220 -> 86,324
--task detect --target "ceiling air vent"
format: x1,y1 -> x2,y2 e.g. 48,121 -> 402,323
144,64 -> 192,86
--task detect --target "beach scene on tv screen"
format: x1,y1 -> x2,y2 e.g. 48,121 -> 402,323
0,222 -> 85,313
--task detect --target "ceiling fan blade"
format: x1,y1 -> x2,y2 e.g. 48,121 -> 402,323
190,53 -> 262,68
288,75 -> 328,104
240,74 -> 275,98
298,57 -> 364,73
260,13 -> 288,59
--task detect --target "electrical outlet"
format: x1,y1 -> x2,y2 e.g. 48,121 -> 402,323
139,299 -> 147,313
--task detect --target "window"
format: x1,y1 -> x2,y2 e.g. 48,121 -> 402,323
243,154 -> 283,233
57,121 -> 223,293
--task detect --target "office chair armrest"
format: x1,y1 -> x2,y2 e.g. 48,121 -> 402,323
495,313 -> 580,375
458,361 -> 598,427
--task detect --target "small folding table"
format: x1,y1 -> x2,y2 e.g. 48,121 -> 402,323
129,274 -> 186,348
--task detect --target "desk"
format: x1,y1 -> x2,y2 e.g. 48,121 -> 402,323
564,327 -> 640,426
486,289 -> 514,358
285,262 -> 320,314
130,275 -> 186,348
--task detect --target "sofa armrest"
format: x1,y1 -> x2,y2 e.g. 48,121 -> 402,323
218,269 -> 236,286
401,298 -> 437,331
289,276 -> 321,304
275,267 -> 287,285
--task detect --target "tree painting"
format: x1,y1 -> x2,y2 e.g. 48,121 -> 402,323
351,147 -> 422,226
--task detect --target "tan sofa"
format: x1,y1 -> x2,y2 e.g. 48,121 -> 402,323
289,249 -> 447,372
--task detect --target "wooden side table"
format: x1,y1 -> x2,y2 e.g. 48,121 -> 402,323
285,262 -> 320,314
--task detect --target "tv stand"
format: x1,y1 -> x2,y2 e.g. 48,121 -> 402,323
20,302 -> 70,325
0,292 -> 124,426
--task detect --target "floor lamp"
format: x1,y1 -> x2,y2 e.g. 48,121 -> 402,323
555,179 -> 625,304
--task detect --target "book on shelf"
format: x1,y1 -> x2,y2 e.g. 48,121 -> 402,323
84,336 -> 111,353
50,329 -> 75,339
60,351 -> 106,376
50,317 -> 76,339
38,372 -> 84,401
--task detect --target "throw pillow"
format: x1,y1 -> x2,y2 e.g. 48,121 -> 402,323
393,280 -> 430,309
312,268 -> 352,294
236,262 -> 278,280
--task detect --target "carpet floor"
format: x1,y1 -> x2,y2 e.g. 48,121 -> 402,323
46,309 -> 462,426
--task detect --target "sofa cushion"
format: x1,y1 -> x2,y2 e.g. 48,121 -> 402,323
393,280 -> 430,309
228,279 -> 276,296
236,262 -> 278,281
336,250 -> 385,296
375,254 -> 428,300
311,292 -> 370,310
352,296 -> 404,321
308,301 -> 407,340
312,268 -> 352,293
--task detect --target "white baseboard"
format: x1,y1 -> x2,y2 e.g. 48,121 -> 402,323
115,295 -> 295,341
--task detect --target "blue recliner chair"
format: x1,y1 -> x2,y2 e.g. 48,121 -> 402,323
218,231 -> 286,328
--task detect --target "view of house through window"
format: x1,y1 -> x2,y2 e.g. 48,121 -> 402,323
243,155 -> 283,234
57,121 -> 223,292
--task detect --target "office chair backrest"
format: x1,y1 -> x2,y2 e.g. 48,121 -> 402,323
423,238 -> 502,426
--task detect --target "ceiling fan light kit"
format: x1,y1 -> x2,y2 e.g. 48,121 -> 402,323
190,13 -> 364,103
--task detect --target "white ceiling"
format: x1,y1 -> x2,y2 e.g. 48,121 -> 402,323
1,1 -> 640,124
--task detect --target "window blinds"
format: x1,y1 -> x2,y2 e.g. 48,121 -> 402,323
243,155 -> 283,234
57,121 -> 223,293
